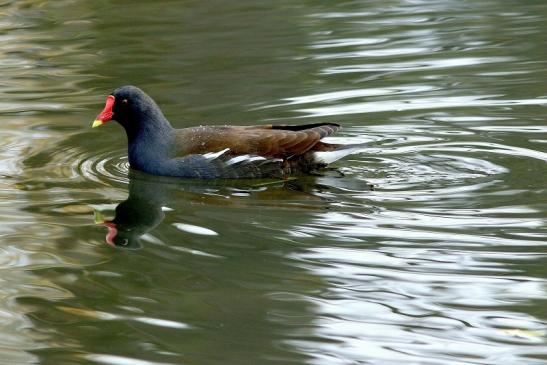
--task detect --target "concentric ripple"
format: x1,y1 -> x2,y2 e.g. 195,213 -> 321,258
76,149 -> 130,185
22,141 -> 130,188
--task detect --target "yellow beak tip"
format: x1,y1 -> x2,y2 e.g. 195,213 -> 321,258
92,120 -> 104,128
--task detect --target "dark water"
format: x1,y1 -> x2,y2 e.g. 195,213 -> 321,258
1,0 -> 546,364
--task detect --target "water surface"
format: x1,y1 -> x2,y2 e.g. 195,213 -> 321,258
0,0 -> 546,364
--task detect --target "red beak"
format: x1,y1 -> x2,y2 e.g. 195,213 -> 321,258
92,95 -> 115,128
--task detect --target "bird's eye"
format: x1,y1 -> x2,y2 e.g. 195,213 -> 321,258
121,99 -> 128,105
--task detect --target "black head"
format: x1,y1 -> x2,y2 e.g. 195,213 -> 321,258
92,85 -> 170,133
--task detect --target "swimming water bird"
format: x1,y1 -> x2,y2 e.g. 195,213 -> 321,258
92,85 -> 363,179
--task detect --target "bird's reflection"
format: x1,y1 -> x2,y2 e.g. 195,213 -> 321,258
100,170 -> 373,248
102,172 -> 173,248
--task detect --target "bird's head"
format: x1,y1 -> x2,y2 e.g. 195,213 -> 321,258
92,85 -> 164,130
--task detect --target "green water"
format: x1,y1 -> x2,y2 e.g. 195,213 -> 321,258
1,1 -> 546,364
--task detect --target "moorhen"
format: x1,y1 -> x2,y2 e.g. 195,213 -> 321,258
92,85 -> 363,179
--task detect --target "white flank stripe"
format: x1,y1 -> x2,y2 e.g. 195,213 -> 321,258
245,156 -> 267,162
226,155 -> 251,165
203,148 -> 230,160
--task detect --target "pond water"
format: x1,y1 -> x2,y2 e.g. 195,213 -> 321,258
0,0 -> 546,364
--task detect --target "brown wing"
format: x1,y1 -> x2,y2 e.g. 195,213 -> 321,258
174,123 -> 340,158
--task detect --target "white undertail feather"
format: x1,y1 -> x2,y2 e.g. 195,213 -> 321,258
312,145 -> 365,165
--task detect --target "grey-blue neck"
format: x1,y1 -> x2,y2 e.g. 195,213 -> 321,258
118,106 -> 175,172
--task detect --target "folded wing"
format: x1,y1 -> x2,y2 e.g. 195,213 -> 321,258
174,123 -> 341,159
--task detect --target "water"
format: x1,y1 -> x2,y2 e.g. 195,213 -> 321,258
0,0 -> 546,364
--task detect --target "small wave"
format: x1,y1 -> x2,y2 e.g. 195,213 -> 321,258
21,144 -> 130,188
